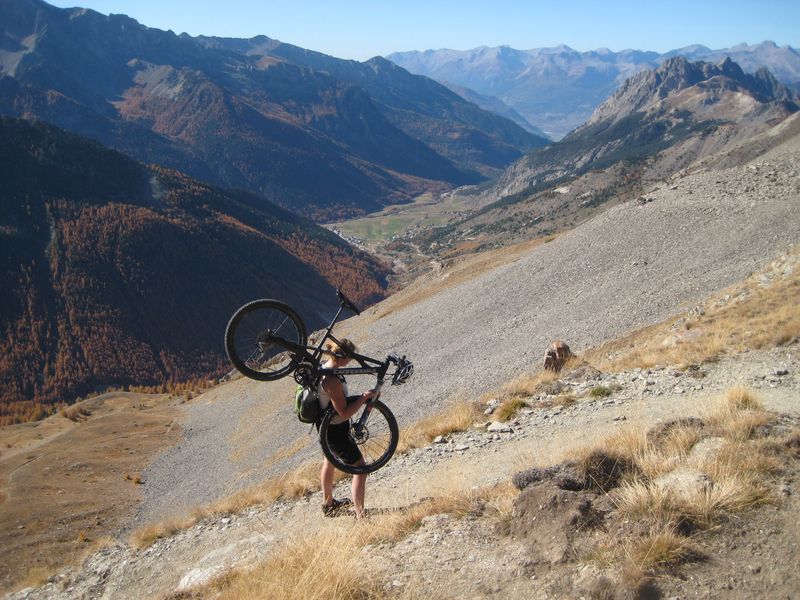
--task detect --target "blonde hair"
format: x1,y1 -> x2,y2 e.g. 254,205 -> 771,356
325,338 -> 356,357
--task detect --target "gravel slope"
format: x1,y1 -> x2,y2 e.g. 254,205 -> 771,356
13,345 -> 800,600
136,116 -> 800,525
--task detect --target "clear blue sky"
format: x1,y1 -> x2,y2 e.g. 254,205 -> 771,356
48,0 -> 800,61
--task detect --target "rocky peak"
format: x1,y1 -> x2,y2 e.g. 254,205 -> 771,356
584,56 -> 797,127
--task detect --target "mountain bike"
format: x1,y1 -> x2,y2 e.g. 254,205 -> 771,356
224,289 -> 413,475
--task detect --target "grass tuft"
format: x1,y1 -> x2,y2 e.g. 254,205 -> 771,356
492,397 -> 528,422
397,394 -> 482,453
589,386 -> 613,398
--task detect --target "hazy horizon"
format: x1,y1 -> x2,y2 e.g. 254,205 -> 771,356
46,0 -> 800,62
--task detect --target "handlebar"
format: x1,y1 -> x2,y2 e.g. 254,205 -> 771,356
336,288 -> 361,316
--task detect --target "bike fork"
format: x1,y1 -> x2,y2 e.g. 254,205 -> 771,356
353,381 -> 383,435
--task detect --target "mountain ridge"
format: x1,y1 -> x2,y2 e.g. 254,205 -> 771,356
410,58 -> 797,256
0,0 -> 546,220
388,41 -> 800,138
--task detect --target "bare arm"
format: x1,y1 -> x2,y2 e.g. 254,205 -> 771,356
321,376 -> 374,420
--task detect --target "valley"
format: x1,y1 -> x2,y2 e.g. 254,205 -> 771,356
1,2 -> 799,598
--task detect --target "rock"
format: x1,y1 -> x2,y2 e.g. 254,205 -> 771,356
774,369 -> 789,376
540,380 -> 569,396
543,340 -> 573,372
432,435 -> 447,444
688,436 -> 726,465
176,566 -> 224,591
560,364 -> 603,384
487,422 -> 513,433
654,467 -> 713,500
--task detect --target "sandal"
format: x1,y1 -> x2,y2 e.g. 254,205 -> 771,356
322,497 -> 352,517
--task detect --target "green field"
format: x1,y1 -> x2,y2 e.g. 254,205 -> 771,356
328,193 -> 476,243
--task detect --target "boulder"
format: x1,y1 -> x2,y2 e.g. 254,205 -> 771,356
543,340 -> 573,372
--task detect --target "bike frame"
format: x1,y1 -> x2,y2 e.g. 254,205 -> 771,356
265,295 -> 397,430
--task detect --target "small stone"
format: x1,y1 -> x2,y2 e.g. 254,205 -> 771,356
433,435 -> 447,444
774,369 -> 789,377
749,565 -> 762,574
454,445 -> 469,452
220,517 -> 231,525
613,416 -> 627,422
487,422 -> 513,433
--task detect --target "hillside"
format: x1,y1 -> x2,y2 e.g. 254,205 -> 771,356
3,112 -> 799,598
0,117 -> 390,422
0,0 -> 546,220
389,41 -> 800,139
124,107 -> 800,526
410,58 -> 798,258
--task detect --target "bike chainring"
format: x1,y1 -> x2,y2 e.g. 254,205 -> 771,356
293,361 -> 316,386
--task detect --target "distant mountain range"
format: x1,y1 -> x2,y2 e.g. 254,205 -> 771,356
415,57 -> 798,254
388,41 -> 800,139
0,116 -> 390,421
0,0 -> 547,221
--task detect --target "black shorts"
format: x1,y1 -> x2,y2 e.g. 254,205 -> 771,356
321,395 -> 364,466
325,421 -> 364,465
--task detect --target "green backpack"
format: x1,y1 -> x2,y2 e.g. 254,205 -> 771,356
294,383 -> 321,424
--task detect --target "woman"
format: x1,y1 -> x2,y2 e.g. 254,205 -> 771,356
318,338 -> 375,519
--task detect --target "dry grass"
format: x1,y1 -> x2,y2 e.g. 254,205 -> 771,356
572,385 -> 790,592
720,386 -> 763,412
207,531 -> 382,600
60,404 -> 91,422
551,393 -> 577,407
125,472 -> 144,485
704,386 -> 769,442
192,480 -> 515,600
130,512 -> 201,549
484,364 -> 580,421
609,388 -> 779,527
584,249 -> 800,371
397,393 -> 482,453
572,385 -> 795,594
130,461 -> 347,549
497,367 -> 560,400
492,397 -> 528,422
618,524 -> 701,589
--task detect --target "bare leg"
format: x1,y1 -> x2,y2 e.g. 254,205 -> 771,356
321,458 -> 335,506
352,468 -> 367,519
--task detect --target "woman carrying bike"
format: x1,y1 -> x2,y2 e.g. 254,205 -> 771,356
318,339 -> 375,519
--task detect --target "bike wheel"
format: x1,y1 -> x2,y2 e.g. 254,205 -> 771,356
225,299 -> 307,381
319,400 -> 399,475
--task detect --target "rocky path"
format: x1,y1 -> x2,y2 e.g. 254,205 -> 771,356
10,344 -> 799,600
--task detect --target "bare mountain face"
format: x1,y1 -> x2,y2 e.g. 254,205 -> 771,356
413,57 -> 798,256
0,116 -> 390,421
388,41 -> 800,139
0,0 -> 547,221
